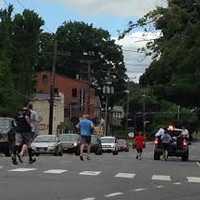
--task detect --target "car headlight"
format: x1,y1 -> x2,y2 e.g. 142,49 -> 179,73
73,142 -> 77,147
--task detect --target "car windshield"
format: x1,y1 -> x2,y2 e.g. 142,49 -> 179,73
101,138 -> 115,143
60,134 -> 79,141
0,118 -> 11,133
118,140 -> 126,145
34,135 -> 57,143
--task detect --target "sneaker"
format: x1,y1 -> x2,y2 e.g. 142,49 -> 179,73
12,157 -> 18,165
29,158 -> 36,164
80,155 -> 84,161
17,154 -> 23,163
87,155 -> 91,160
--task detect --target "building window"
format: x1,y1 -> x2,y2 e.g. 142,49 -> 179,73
42,74 -> 48,84
72,88 -> 77,97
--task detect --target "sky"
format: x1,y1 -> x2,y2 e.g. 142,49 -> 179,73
1,0 -> 167,82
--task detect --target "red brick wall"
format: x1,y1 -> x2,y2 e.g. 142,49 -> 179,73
36,71 -> 97,119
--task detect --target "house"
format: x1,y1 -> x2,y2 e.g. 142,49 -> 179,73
35,71 -> 101,123
31,92 -> 64,135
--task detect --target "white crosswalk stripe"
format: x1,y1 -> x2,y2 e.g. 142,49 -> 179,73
82,198 -> 96,200
133,188 -> 147,192
9,168 -> 37,172
152,175 -> 171,181
115,173 -> 136,179
105,192 -> 124,198
79,171 -> 101,176
187,177 -> 200,183
43,169 -> 68,174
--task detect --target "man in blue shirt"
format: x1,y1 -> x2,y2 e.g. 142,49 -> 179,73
77,114 -> 94,161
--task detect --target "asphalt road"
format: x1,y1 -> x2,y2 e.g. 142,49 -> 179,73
1,142 -> 200,200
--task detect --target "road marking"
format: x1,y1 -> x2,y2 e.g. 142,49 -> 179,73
115,173 -> 136,179
0,166 -> 3,169
133,188 -> 147,192
187,177 -> 200,183
105,192 -> 124,198
196,162 -> 200,167
173,182 -> 181,185
156,185 -> 164,189
79,171 -> 101,176
82,198 -> 96,200
152,175 -> 171,181
9,168 -> 37,172
43,169 -> 68,174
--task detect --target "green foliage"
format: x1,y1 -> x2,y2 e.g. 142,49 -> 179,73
137,0 -> 200,107
0,5 -> 44,115
37,21 -> 127,103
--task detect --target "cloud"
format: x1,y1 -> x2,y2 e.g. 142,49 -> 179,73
45,0 -> 167,17
115,31 -> 161,82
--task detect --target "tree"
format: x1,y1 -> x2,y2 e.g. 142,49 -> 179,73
38,21 -> 127,103
123,0 -> 200,107
11,9 -> 44,96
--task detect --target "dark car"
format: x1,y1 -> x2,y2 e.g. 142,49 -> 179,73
118,139 -> 129,152
154,128 -> 189,161
0,117 -> 15,156
75,134 -> 102,155
60,133 -> 80,153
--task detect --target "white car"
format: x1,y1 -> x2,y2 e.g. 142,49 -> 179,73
31,135 -> 63,156
100,136 -> 118,155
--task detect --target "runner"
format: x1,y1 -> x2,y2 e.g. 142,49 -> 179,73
76,114 -> 94,161
134,131 -> 145,160
14,107 -> 36,164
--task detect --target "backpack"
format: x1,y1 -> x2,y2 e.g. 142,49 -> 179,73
15,113 -> 31,133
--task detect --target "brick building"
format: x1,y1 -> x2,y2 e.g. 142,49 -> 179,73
35,71 -> 101,122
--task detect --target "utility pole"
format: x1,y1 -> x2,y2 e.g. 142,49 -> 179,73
125,79 -> 130,135
48,39 -> 57,135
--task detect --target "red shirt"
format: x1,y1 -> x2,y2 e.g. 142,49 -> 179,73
134,135 -> 145,149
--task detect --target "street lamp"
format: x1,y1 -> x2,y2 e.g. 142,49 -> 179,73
103,82 -> 114,136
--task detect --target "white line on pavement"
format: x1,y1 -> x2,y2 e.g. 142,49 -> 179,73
79,171 -> 101,176
187,177 -> 200,183
152,175 -> 171,181
173,182 -> 182,185
156,185 -> 164,189
9,168 -> 37,172
115,173 -> 136,179
196,162 -> 200,167
133,188 -> 147,192
43,169 -> 68,174
82,198 -> 96,200
105,192 -> 124,198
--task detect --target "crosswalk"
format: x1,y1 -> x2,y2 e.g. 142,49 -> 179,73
0,166 -> 200,184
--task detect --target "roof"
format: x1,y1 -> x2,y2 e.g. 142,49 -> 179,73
38,71 -> 89,85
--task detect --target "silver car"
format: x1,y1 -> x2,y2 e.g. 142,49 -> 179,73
60,133 -> 79,152
31,135 -> 63,156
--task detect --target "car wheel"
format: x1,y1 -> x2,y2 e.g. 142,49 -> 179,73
113,150 -> 118,155
154,152 -> 160,160
181,151 -> 189,161
95,148 -> 102,155
75,147 -> 80,156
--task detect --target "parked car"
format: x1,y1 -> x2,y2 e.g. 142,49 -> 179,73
154,128 -> 189,161
118,139 -> 129,152
75,134 -> 102,155
31,135 -> 63,156
60,133 -> 79,152
0,117 -> 15,156
100,136 -> 118,155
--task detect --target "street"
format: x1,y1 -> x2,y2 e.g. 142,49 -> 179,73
0,142 -> 200,200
